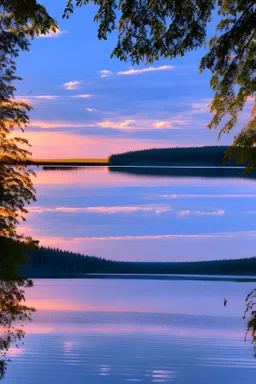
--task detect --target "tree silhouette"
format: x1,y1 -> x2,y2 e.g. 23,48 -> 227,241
244,289 -> 256,356
63,0 -> 256,169
0,2 -> 56,379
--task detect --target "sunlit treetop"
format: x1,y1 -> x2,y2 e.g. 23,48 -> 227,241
1,0 -> 57,37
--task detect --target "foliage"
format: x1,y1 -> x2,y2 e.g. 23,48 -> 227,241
63,0 -> 256,168
0,237 -> 37,380
109,145 -> 233,165
244,289 -> 256,356
21,246 -> 256,277
0,1 -> 57,379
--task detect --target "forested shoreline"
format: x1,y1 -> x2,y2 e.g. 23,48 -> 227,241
21,247 -> 256,278
108,146 -> 247,166
24,146 -> 254,167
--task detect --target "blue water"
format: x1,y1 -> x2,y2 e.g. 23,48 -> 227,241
21,166 -> 256,262
3,278 -> 256,383
6,166 -> 256,382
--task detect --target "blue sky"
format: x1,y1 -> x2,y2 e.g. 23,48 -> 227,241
14,0 -> 252,159
14,1 -> 256,263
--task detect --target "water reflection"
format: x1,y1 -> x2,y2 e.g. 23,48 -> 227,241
3,164 -> 256,382
108,166 -> 256,180
0,238 -> 35,380
41,165 -> 256,181
244,288 -> 256,355
3,279 -> 256,384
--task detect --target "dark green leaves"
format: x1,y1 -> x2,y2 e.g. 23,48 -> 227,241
63,0 -> 215,64
63,0 -> 256,168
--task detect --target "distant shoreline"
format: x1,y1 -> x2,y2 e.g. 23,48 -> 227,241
27,159 -> 108,166
29,273 -> 256,282
26,146 -> 249,167
27,161 -> 244,168
22,247 -> 256,280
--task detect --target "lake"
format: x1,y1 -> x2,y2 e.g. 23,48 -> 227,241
4,166 -> 256,382
20,166 -> 256,261
3,278 -> 256,383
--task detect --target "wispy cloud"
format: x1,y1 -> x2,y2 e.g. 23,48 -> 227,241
97,117 -> 188,130
28,205 -> 172,215
33,95 -> 60,100
100,70 -> 112,78
71,94 -> 92,98
163,194 -> 256,199
38,28 -> 66,38
63,81 -> 81,90
155,207 -> 172,214
178,208 -> 224,217
118,65 -> 174,76
154,119 -> 190,129
29,120 -> 94,129
38,230 -> 256,242
194,209 -> 225,216
178,210 -> 191,217
15,95 -> 60,103
191,102 -> 210,114
85,108 -> 98,112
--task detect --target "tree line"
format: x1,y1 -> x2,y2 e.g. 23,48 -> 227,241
20,246 -> 256,278
108,146 -> 247,166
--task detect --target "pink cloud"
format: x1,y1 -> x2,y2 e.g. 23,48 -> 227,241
178,210 -> 191,217
98,118 -> 188,130
29,121 -> 94,129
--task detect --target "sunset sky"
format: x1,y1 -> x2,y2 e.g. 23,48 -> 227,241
15,0 -> 252,159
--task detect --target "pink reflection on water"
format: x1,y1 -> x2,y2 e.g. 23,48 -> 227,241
6,347 -> 24,357
26,298 -> 159,313
21,322 -> 245,340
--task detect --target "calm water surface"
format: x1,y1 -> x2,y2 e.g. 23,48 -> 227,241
4,278 -> 256,383
21,166 -> 256,261
7,166 -> 256,382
